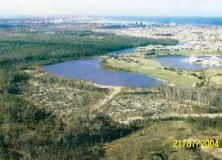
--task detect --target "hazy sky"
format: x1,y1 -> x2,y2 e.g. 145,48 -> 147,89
0,0 -> 222,17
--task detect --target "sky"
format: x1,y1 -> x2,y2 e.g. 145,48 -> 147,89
0,0 -> 222,17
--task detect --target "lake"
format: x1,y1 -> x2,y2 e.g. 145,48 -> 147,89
155,55 -> 204,70
42,49 -> 207,88
42,58 -> 163,88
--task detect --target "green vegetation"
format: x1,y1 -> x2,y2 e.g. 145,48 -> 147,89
0,24 -> 178,159
187,117 -> 222,131
0,94 -> 142,159
204,69 -> 222,88
0,30 -> 177,67
105,121 -> 218,160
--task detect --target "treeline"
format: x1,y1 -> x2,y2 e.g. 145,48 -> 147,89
0,30 -> 178,67
157,84 -> 222,112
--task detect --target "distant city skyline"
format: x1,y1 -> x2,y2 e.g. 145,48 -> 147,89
0,0 -> 222,17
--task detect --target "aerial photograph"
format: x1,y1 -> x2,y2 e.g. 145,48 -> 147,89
0,0 -> 222,159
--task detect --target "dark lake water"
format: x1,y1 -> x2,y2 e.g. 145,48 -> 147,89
155,55 -> 204,70
42,58 -> 163,88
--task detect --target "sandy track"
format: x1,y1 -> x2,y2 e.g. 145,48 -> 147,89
91,84 -> 122,112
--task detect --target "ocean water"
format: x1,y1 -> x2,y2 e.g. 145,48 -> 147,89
106,16 -> 222,26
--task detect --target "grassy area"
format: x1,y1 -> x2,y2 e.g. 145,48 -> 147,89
105,120 -> 220,160
210,76 -> 222,87
204,69 -> 222,88
100,53 -> 202,86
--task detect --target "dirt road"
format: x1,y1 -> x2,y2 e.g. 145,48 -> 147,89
91,84 -> 122,112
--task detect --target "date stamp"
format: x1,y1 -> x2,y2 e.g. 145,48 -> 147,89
173,139 -> 219,148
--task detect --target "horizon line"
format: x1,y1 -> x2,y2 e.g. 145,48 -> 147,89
1,15 -> 222,18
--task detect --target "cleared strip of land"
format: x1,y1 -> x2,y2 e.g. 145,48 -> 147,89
91,84 -> 122,112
